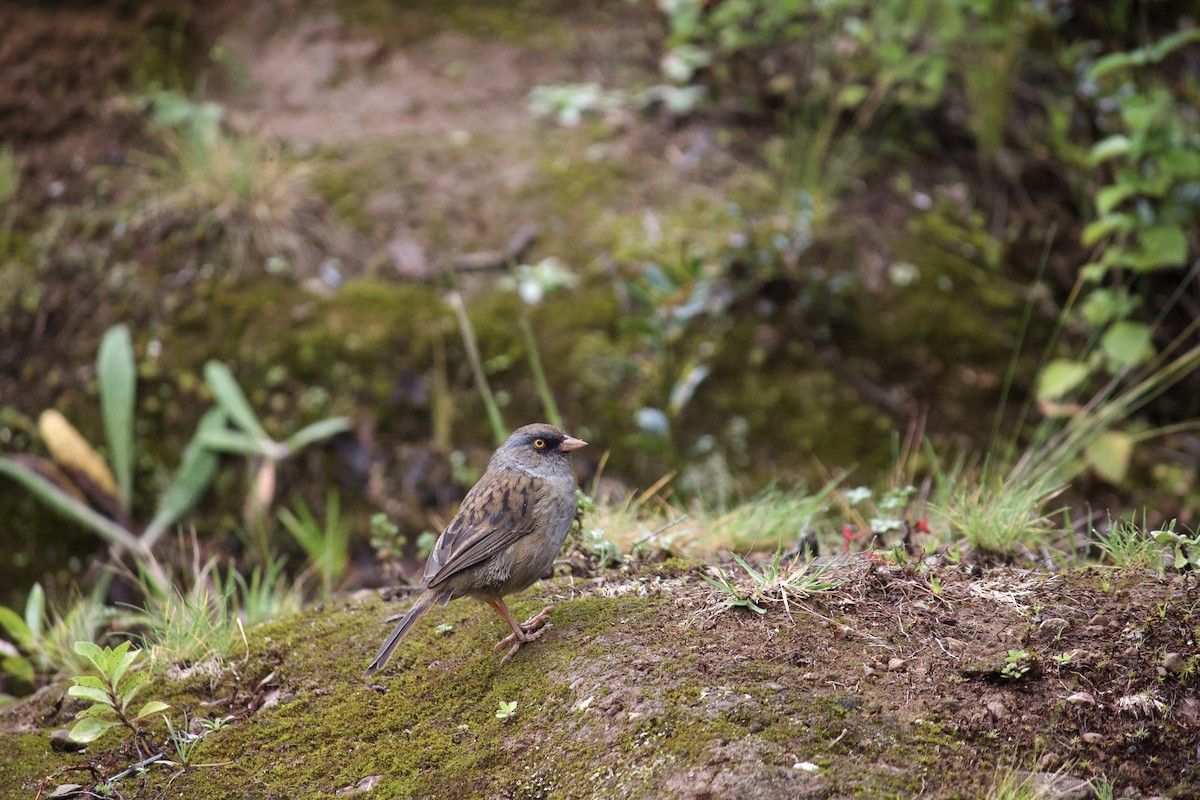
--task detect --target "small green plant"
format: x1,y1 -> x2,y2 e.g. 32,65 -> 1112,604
1001,649 -> 1034,680
278,490 -> 351,599
0,325 -> 221,584
369,513 -> 402,561
1051,651 -> 1076,667
703,549 -> 839,617
164,711 -> 202,766
0,584 -> 112,690
200,360 -> 351,538
200,715 -> 234,733
435,623 -> 454,636
0,583 -> 45,688
67,641 -> 169,749
125,560 -> 244,669
1095,517 -> 1166,571
1152,522 -> 1200,572
495,700 -> 518,721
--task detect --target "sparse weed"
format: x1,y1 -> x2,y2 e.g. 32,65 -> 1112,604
703,549 -> 839,618
1095,517 -> 1166,571
67,641 -> 169,750
278,490 -> 351,600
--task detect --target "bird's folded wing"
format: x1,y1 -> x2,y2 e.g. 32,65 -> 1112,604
421,469 -> 539,588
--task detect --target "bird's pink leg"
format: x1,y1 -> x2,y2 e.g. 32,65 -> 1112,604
487,599 -> 554,665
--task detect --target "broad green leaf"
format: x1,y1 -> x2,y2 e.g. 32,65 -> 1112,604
204,361 -> 267,438
1133,225 -> 1187,270
1037,359 -> 1090,402
1158,148 -> 1200,178
106,641 -> 132,674
1100,321 -> 1154,368
0,607 -> 32,650
1080,214 -> 1132,247
1148,28 -> 1200,62
1095,185 -> 1136,216
73,641 -> 106,672
2,655 -> 34,684
78,703 -> 118,719
68,685 -> 113,705
142,408 -> 226,548
283,417 -> 352,454
1085,51 -> 1135,80
97,324 -> 136,512
198,428 -> 268,457
1088,135 -> 1131,164
0,458 -> 142,554
110,647 -> 140,688
24,583 -> 44,647
134,700 -> 169,720
69,717 -> 120,743
71,675 -> 106,691
119,671 -> 148,710
1085,430 -> 1133,484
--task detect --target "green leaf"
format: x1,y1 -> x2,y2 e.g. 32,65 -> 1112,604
142,408 -> 225,548
134,700 -> 169,720
97,324 -> 136,513
77,703 -> 119,719
0,458 -> 142,554
1081,214 -> 1133,247
1085,430 -> 1133,484
0,607 -> 32,651
71,675 -> 106,691
1,655 -> 34,684
119,671 -> 148,710
110,647 -> 140,688
1100,321 -> 1154,368
1089,135 -> 1131,164
24,583 -> 44,648
283,417 -> 352,454
1133,225 -> 1188,270
73,641 -> 106,672
198,428 -> 269,457
204,361 -> 267,438
1037,359 -> 1090,401
68,685 -> 113,705
69,717 -> 120,743
106,641 -> 132,674
1095,185 -> 1136,216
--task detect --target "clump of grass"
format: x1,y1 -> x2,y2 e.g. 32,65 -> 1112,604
127,93 -> 324,272
694,484 -> 838,553
278,490 -> 351,601
1093,516 -> 1165,571
702,550 -> 839,617
123,559 -> 244,671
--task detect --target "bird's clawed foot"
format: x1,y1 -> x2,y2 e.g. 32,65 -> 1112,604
493,606 -> 554,665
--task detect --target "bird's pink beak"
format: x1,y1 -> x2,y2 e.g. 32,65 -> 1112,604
560,436 -> 588,452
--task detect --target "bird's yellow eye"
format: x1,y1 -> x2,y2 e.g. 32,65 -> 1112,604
533,438 -> 546,449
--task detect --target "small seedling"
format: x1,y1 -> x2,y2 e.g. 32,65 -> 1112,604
200,715 -> 234,732
495,700 -> 518,721
435,623 -> 454,636
67,641 -> 169,749
1001,649 -> 1034,680
1051,651 -> 1075,667
164,713 -> 202,766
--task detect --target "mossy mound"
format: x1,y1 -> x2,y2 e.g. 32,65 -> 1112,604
4,561 -> 1198,798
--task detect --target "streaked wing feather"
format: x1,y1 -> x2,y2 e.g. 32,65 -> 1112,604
421,469 -> 537,588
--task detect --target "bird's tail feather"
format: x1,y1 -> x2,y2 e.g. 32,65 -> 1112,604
363,590 -> 436,678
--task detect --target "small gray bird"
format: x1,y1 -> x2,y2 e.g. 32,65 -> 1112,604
363,423 -> 587,677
